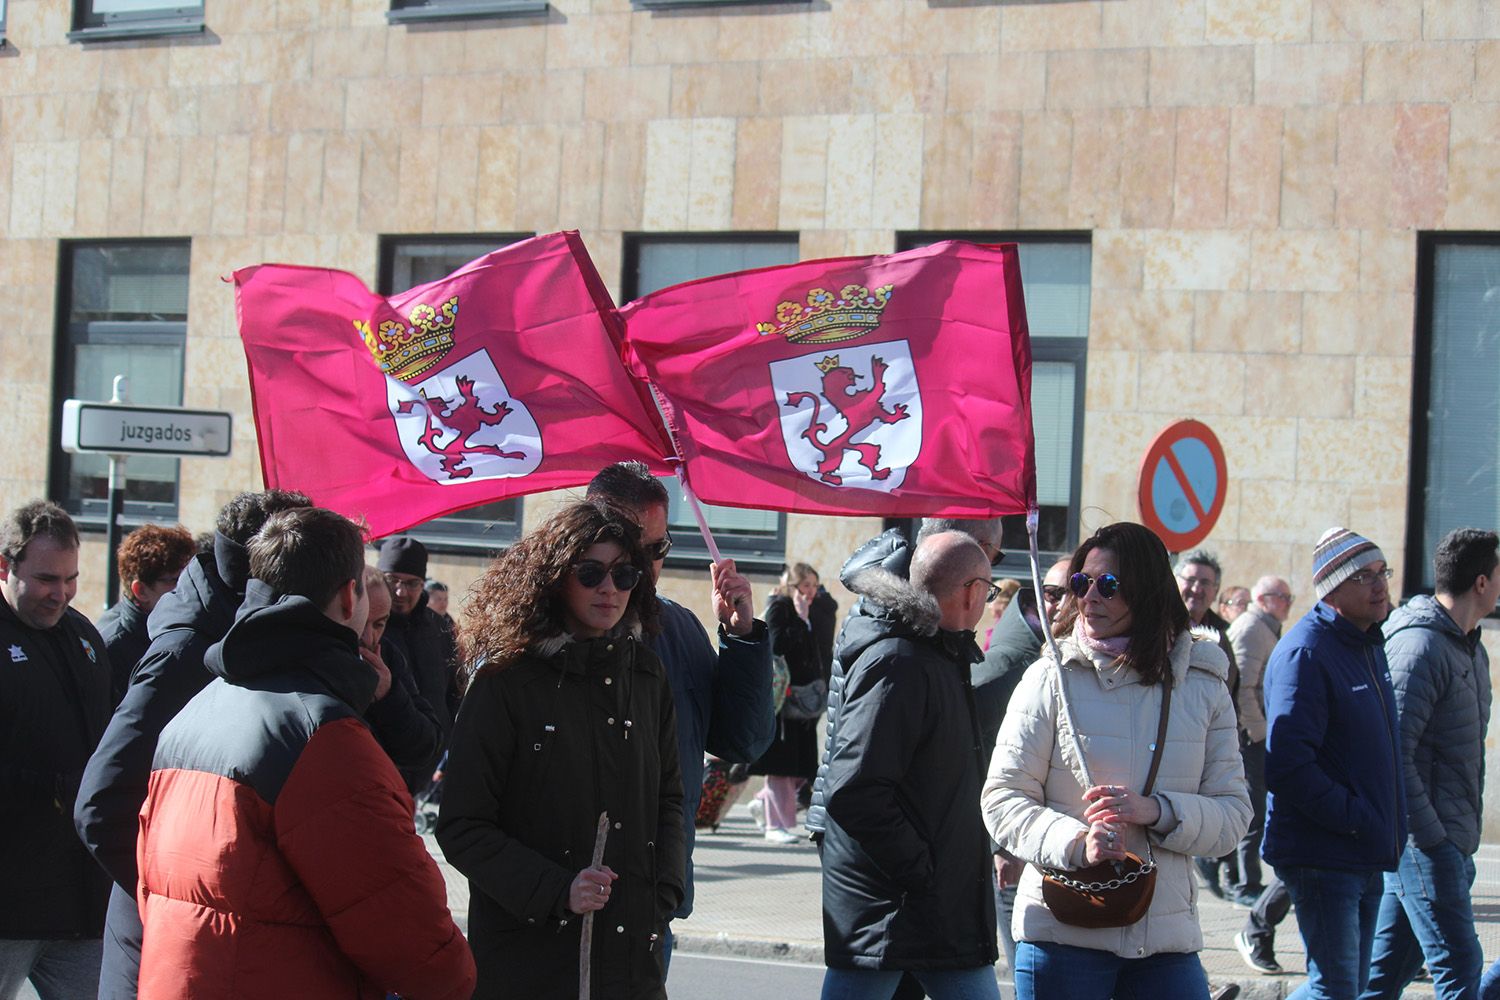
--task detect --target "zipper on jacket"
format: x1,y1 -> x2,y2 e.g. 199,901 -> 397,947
1365,647 -> 1401,864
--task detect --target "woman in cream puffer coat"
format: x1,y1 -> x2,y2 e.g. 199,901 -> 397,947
982,522 -> 1251,999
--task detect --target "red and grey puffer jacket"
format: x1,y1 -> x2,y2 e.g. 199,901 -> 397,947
136,582 -> 475,1000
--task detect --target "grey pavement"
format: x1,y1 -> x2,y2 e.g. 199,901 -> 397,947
428,809 -> 1500,998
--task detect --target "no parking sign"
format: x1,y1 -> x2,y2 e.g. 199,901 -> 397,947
1138,420 -> 1227,552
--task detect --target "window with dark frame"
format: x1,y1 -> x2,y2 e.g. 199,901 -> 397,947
52,241 -> 191,524
624,234 -> 799,570
68,0 -> 204,42
631,0 -> 808,9
386,0 -> 547,25
895,232 -> 1091,572
377,235 -> 534,552
1406,233 -> 1500,595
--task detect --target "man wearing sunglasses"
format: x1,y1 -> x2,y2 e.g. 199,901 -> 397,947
585,462 -> 773,969
1264,527 -> 1401,1000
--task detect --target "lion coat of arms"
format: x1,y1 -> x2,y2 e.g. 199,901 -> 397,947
356,296 -> 543,485
760,282 -> 924,492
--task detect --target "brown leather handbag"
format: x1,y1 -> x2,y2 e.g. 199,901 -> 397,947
1039,675 -> 1173,929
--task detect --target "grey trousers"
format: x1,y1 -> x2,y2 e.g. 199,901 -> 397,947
0,938 -> 103,1000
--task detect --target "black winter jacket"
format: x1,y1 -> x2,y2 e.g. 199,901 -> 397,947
437,631 -> 686,1000
0,596 -> 112,939
808,529 -> 912,834
384,591 -> 459,786
750,594 -> 820,779
975,587 -> 1046,756
98,597 -> 150,707
74,539 -> 244,1000
820,563 -> 998,972
366,636 -> 442,772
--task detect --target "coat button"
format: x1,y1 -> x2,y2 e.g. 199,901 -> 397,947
560,918 -> 568,926
650,933 -> 659,942
527,918 -> 536,925
607,717 -> 616,725
1136,947 -> 1144,956
606,644 -> 614,651
614,821 -> 622,830
616,925 -> 625,933
604,677 -> 613,685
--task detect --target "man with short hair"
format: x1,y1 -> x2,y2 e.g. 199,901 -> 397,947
98,523 -> 196,704
360,567 -> 442,774
1219,585 -> 1252,623
378,537 -> 459,793
585,462 -> 773,960
424,578 -> 455,639
1176,548 -> 1243,901
821,531 -> 999,999
0,501 -> 112,1000
1264,527 -> 1403,1000
75,489 -> 312,1000
1361,529 -> 1498,1000
1232,574 -> 1297,974
136,507 -> 474,998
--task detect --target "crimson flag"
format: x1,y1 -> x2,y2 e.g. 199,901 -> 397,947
234,231 -> 674,538
619,240 -> 1036,518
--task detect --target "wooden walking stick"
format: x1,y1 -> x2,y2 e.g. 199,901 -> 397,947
579,811 -> 610,1000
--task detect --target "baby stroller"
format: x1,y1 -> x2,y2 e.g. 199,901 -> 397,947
413,751 -> 446,835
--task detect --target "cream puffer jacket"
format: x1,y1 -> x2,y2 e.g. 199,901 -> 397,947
981,630 -> 1251,959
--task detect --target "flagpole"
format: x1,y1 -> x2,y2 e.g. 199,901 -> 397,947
675,469 -> 724,565
1027,505 -> 1092,788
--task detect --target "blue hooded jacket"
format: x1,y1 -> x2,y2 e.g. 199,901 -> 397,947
1263,602 -> 1405,873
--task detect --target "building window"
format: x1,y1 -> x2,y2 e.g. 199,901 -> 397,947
624,234 -> 799,570
896,233 -> 1090,569
1407,234 -> 1500,594
1,0 -> 8,47
52,241 -> 190,523
377,235 -> 534,552
386,0 -> 547,24
632,0 -> 808,8
68,1 -> 205,42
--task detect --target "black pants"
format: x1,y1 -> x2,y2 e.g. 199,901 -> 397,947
1244,877 -> 1292,951
1236,738 -> 1266,892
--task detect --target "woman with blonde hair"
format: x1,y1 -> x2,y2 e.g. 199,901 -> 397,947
748,562 -> 828,843
982,522 -> 1250,999
437,501 -> 685,999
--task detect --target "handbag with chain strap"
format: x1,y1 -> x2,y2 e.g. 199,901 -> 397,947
1039,667 -> 1173,929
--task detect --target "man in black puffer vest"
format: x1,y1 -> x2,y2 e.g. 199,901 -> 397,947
73,490 -> 311,1000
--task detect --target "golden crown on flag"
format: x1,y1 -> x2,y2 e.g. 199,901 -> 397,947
755,283 -> 894,344
355,296 -> 460,382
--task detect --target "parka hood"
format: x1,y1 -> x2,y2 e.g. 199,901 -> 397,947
146,551 -> 239,642
204,579 -> 376,713
1385,593 -> 1471,643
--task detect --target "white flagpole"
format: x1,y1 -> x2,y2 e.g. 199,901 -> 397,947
641,377 -> 726,564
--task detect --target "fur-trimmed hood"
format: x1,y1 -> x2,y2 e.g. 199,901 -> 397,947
844,563 -> 942,637
529,616 -> 644,661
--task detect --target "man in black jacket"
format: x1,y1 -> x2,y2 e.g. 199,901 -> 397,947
378,537 -> 459,794
96,524 -> 195,706
359,566 -> 442,774
0,501 -> 112,999
821,531 -> 1000,999
73,489 -> 310,1000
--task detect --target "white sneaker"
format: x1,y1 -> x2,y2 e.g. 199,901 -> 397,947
764,827 -> 799,845
748,797 -> 766,832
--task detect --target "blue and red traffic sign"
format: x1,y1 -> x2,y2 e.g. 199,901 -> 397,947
1138,419 -> 1227,552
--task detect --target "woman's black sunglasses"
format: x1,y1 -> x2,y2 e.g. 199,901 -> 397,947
1069,572 -> 1122,600
574,561 -> 642,591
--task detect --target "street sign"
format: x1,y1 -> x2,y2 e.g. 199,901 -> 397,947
61,400 -> 233,457
1138,419 -> 1227,552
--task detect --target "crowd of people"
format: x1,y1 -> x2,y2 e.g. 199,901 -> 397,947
2,466 -> 1498,1000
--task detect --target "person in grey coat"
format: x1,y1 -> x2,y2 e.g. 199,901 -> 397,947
1362,528 -> 1498,1000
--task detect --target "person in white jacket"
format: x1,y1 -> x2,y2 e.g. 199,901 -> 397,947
981,521 -> 1251,1000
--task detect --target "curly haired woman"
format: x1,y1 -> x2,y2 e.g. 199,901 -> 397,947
436,501 -> 685,1000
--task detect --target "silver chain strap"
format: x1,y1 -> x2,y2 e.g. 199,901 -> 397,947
1041,853 -> 1156,893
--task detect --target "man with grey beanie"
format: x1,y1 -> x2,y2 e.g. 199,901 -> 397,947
1264,527 -> 1402,1000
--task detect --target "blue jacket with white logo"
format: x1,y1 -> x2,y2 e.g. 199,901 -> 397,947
1263,602 -> 1405,873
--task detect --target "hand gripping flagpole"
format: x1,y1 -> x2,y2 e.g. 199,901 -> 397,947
1026,506 -> 1092,787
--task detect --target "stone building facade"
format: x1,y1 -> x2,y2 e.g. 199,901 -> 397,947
2,0 -> 1498,813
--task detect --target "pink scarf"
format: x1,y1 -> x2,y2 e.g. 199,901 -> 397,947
1072,617 -> 1131,660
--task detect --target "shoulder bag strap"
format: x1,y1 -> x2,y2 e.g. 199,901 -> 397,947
1140,680 -> 1173,796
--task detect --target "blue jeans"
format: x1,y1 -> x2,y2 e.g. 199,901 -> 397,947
821,966 -> 1000,1000
1480,958 -> 1500,1000
1281,865 -> 1385,1000
1360,839 -> 1482,1000
0,938 -> 103,1000
1012,941 -> 1208,1000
